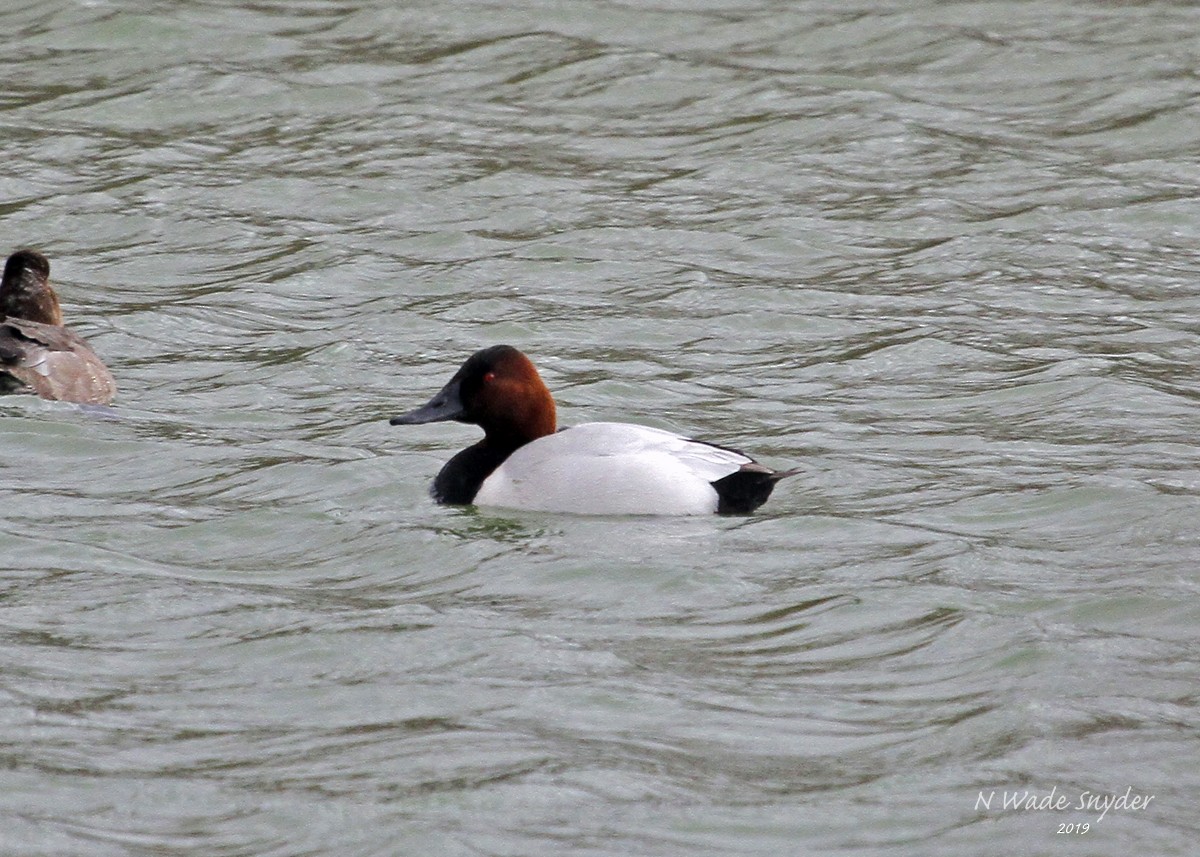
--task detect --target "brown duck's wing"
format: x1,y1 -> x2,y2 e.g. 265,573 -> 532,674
0,319 -> 116,405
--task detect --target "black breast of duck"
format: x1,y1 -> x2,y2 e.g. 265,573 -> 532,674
0,249 -> 116,405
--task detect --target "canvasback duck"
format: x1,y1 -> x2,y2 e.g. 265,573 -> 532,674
0,249 -> 115,405
389,345 -> 797,515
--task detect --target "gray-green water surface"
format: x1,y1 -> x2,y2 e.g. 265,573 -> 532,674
2,1 -> 1198,854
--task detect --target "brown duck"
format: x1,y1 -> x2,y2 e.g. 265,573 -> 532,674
0,249 -> 116,405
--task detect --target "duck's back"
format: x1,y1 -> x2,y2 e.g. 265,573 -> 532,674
473,421 -> 755,515
0,318 -> 116,405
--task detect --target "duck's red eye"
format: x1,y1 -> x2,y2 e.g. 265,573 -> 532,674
483,371 -> 497,383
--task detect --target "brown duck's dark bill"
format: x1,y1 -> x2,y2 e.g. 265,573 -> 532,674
389,380 -> 464,425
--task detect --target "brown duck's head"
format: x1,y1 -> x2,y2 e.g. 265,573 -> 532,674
390,345 -> 557,447
1,249 -> 63,325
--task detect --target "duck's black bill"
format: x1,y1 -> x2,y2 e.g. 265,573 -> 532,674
389,379 -> 464,425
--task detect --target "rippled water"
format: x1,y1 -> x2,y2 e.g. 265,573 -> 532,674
3,1 -> 1199,854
